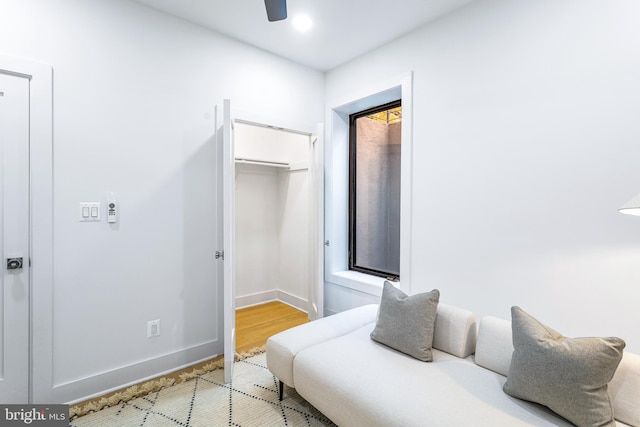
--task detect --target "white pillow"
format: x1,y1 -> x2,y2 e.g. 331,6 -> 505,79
474,315 -> 513,377
609,351 -> 640,427
432,303 -> 477,358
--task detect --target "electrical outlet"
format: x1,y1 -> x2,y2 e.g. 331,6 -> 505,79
147,319 -> 160,338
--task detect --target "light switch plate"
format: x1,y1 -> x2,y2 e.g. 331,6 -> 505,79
79,202 -> 101,222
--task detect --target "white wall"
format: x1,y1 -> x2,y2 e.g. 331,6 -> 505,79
325,0 -> 640,352
235,165 -> 280,299
277,167 -> 310,304
0,0 -> 323,402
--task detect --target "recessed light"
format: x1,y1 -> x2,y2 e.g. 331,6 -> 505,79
292,15 -> 312,32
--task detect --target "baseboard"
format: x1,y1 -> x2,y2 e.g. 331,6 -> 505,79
324,308 -> 338,316
60,291 -> 308,404
235,290 -> 278,309
57,340 -> 222,405
275,290 -> 308,313
236,289 -> 308,313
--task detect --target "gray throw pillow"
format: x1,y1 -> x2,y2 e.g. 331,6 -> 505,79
370,282 -> 440,362
503,306 -> 625,427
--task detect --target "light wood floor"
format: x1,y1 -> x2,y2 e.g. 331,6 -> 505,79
236,301 -> 309,353
72,301 -> 308,409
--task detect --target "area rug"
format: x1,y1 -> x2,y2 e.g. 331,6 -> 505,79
69,351 -> 336,427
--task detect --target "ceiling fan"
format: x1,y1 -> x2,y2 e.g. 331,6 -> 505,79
264,0 -> 287,21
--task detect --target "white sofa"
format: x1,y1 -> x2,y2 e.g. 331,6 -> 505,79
266,303 -> 640,427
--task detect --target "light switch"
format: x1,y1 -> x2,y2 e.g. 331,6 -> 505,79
79,202 -> 101,222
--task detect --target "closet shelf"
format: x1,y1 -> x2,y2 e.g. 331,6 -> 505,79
234,158 -> 309,171
235,158 -> 290,169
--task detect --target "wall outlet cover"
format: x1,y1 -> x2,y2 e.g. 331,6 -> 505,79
147,319 -> 160,338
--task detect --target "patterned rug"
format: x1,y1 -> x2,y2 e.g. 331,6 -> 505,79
69,352 -> 336,427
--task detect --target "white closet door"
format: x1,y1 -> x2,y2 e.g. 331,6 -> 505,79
308,125 -> 324,320
0,71 -> 30,403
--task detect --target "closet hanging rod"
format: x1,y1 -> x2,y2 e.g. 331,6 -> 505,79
234,158 -> 290,168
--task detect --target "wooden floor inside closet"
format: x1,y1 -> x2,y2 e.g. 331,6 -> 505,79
236,301 -> 309,353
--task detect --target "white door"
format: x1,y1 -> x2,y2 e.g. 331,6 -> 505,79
220,99 -> 236,383
308,127 -> 324,320
0,71 -> 31,403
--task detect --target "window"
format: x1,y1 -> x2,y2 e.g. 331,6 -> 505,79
325,72 -> 412,296
348,100 -> 401,279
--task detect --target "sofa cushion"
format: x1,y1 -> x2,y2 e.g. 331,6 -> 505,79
266,303 -> 378,387
370,282 -> 439,361
503,306 -> 626,427
433,303 -> 477,358
475,315 -> 513,376
294,323 -> 577,427
609,351 -> 640,427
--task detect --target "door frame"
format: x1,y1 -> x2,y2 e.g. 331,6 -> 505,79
0,55 -> 54,403
221,99 -> 235,383
230,108 -> 324,319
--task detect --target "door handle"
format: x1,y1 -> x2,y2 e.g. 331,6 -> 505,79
6,258 -> 23,270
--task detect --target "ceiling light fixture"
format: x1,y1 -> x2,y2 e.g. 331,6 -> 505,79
619,192 -> 640,216
292,15 -> 312,32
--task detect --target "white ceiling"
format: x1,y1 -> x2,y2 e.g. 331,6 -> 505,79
132,0 -> 475,71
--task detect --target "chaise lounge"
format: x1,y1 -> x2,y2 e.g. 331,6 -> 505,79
266,283 -> 640,427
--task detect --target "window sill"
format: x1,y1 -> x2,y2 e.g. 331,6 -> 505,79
327,270 -> 387,297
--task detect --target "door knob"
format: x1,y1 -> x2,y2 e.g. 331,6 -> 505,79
6,258 -> 23,270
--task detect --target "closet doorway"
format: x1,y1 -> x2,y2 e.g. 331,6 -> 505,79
233,120 -> 322,320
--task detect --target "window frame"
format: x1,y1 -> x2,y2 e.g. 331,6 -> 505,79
348,100 -> 402,279
325,72 -> 414,298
